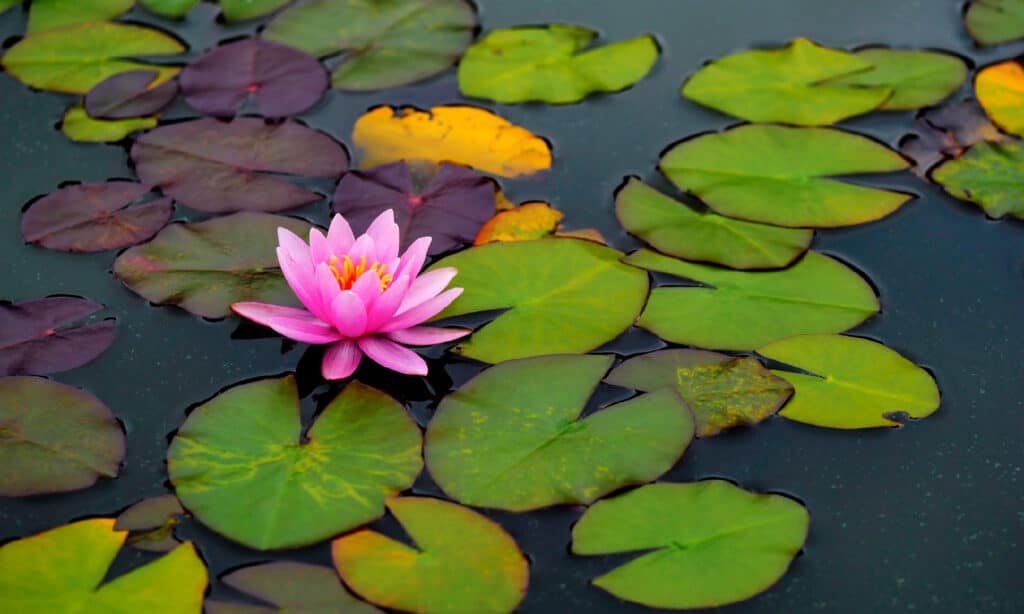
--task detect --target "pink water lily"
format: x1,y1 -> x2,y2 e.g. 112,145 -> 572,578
232,210 -> 469,379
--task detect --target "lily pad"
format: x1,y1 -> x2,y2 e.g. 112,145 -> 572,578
931,140 -> 1024,219
332,161 -> 496,255
458,25 -> 658,104
333,497 -> 529,614
475,202 -> 563,245
572,481 -> 809,609
85,70 -> 179,119
263,0 -> 477,90
352,105 -> 552,178
131,117 -> 348,213
829,48 -> 967,110
681,38 -> 890,125
168,375 -> 422,550
660,124 -> 912,228
429,239 -> 649,363
113,212 -> 312,319
965,0 -> 1024,45
0,376 -> 124,496
606,349 -> 793,437
206,562 -> 380,614
180,39 -> 327,118
26,0 -> 133,34
976,59 -> 1024,136
627,248 -> 879,350
0,1 -> 18,15
0,296 -> 116,376
115,495 -> 186,553
425,354 -> 694,510
1,21 -> 184,94
759,334 -> 941,429
140,0 -> 290,21
62,106 -> 158,143
22,182 -> 173,252
900,100 -> 1011,178
615,178 -> 813,270
0,518 -> 207,613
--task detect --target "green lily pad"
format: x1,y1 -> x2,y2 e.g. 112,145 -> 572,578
0,376 -> 125,497
614,178 -> 812,270
263,0 -> 477,90
333,497 -> 529,614
627,248 -> 879,350
0,518 -> 207,613
681,38 -> 890,125
458,25 -> 657,104
140,0 -> 289,20
931,140 -> 1024,220
113,212 -> 312,319
572,481 -> 809,609
660,124 -> 912,228
27,0 -> 133,33
605,349 -> 793,437
429,239 -> 649,363
964,0 -> 1024,45
61,105 -> 157,143
1,21 -> 184,94
168,374 -> 422,550
759,334 -> 941,429
425,354 -> 694,511
0,1 -> 19,15
205,562 -> 380,614
829,48 -> 967,110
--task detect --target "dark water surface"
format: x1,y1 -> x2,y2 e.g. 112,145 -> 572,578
1,1 -> 1022,612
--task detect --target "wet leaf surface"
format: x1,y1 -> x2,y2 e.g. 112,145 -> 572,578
333,497 -> 529,614
572,481 -> 809,609
931,139 -> 1024,219
458,25 -> 658,103
26,0 -> 132,34
205,561 -> 380,614
899,99 -> 1011,177
475,201 -> 562,245
759,334 -> 941,428
115,494 -> 186,552
976,59 -> 1024,136
85,70 -> 178,119
62,105 -> 158,143
168,375 -> 422,550
426,355 -> 694,510
0,376 -> 124,496
0,297 -> 116,375
21,182 -> 173,252
830,48 -> 966,110
964,0 -> 1024,45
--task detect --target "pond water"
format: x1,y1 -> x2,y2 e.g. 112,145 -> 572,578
0,0 -> 1022,612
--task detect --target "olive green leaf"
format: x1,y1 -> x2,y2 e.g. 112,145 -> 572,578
27,0 -> 133,33
115,495 -> 186,553
626,248 -> 879,350
572,481 -> 809,609
205,562 -> 380,614
931,140 -> 1024,220
62,106 -> 157,143
759,334 -> 941,429
964,0 -> 1024,45
140,0 -> 290,20
0,0 -> 19,15
829,48 -> 967,110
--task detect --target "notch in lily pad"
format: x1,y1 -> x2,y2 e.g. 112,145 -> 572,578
1,296 -> 116,376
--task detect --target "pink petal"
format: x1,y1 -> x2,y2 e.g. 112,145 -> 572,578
396,267 -> 458,315
328,291 -> 368,338
346,234 -> 378,268
395,236 -> 431,280
277,246 -> 322,317
231,302 -> 341,344
277,227 -> 311,265
365,273 -> 410,332
365,209 -> 400,263
350,269 -> 382,309
308,228 -> 333,266
387,326 -> 471,346
314,262 -> 341,310
358,336 -> 428,376
327,214 -> 355,253
380,287 -> 463,332
322,339 -> 362,380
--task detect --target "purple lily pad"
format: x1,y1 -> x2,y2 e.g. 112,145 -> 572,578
180,38 -> 328,118
21,182 -> 173,252
0,297 -> 116,376
85,70 -> 179,120
332,161 -> 496,254
131,117 -> 348,213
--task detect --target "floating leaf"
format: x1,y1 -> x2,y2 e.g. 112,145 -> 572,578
333,497 -> 529,614
0,519 -> 207,612
139,0 -> 198,17
900,100 -> 1010,178
759,334 -> 941,429
976,59 -> 1024,136
426,354 -> 693,510
21,182 -> 173,252
85,70 -> 178,120
681,38 -> 890,125
206,562 -> 380,614
1,21 -> 184,94
113,212 -> 311,318
168,375 -> 422,550
140,0 -> 290,21
264,0 -> 476,90
931,140 -> 1024,219
615,178 -> 812,270
0,297 -> 116,375
352,106 -> 552,178
475,202 -> 562,245
131,117 -> 347,213
180,39 -> 327,118
26,0 -> 133,34
0,376 -> 124,496
0,0 -> 19,15
115,495 -> 186,553
458,25 -> 657,104
660,124 -> 911,228
332,161 -> 496,255
572,481 -> 809,609
606,349 -> 793,437
828,48 -> 966,110
62,106 -> 158,143
627,248 -> 878,350
964,0 -> 1024,45
429,239 -> 649,363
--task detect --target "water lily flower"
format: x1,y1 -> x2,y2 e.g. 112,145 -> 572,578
232,210 -> 469,379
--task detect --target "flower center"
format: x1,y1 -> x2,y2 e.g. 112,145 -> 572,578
328,255 -> 392,291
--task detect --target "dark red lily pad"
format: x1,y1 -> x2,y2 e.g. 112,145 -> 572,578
85,70 -> 179,120
115,494 -> 187,552
332,161 -> 496,254
0,297 -> 116,376
21,182 -> 173,252
131,117 -> 348,213
180,38 -> 328,118
900,99 -> 1012,178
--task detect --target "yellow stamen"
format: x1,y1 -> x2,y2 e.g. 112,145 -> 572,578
328,254 -> 391,291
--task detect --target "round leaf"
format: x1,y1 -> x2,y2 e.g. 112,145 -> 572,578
168,375 -> 422,550
976,59 -> 1024,137
85,70 -> 179,119
965,0 -> 1024,45
829,48 -> 966,110
0,297 -> 116,376
931,139 -> 1024,220
206,562 -> 380,614
26,0 -> 133,34
62,106 -> 158,143
572,481 -> 809,609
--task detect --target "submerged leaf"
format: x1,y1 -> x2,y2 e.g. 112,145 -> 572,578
899,100 -> 1011,178
26,0 -> 132,33
62,106 -> 158,143
206,562 -> 380,614
964,0 -> 1024,45
931,140 -> 1024,219
85,70 -> 178,119
830,48 -> 966,110
115,495 -> 186,553
0,297 -> 116,376
976,59 -> 1024,136
475,202 -> 563,245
